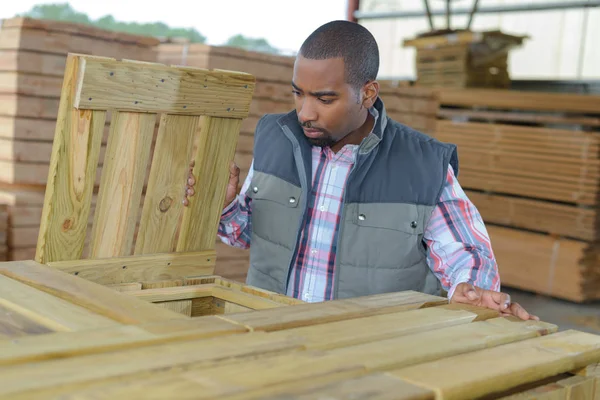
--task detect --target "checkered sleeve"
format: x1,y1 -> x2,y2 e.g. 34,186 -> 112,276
217,161 -> 254,249
423,164 -> 501,300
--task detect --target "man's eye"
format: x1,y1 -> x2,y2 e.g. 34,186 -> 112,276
319,98 -> 333,104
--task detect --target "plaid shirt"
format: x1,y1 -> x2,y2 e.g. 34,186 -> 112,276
219,124 -> 500,302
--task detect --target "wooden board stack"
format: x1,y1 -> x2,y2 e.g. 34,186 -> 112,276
0,17 -> 158,261
1,259 -> 600,399
403,30 -> 527,89
436,88 -> 600,303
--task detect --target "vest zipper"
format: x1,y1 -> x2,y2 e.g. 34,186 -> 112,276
281,125 -> 310,296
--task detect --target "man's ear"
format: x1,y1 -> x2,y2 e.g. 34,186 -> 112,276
362,80 -> 379,108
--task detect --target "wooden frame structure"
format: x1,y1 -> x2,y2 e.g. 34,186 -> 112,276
33,53 -> 256,285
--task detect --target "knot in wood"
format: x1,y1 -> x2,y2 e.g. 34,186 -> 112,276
62,219 -> 73,231
159,196 -> 173,212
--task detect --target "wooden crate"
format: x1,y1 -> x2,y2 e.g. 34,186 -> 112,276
109,275 -> 305,317
403,30 -> 527,89
436,88 -> 600,302
1,259 -> 599,399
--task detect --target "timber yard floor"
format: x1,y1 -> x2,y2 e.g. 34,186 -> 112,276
503,287 -> 600,335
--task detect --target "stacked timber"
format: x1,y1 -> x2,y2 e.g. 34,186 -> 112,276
1,259 -> 600,398
436,88 -> 600,302
378,80 -> 438,135
403,30 -> 527,89
0,17 -> 159,261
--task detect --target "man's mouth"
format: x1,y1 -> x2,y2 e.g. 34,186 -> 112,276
303,128 -> 323,138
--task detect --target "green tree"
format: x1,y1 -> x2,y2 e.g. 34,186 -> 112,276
18,3 -> 207,43
225,34 -> 281,54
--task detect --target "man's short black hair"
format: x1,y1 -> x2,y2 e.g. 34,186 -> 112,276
299,20 -> 380,90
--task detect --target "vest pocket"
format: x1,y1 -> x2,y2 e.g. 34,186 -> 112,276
246,172 -> 303,250
340,202 -> 426,270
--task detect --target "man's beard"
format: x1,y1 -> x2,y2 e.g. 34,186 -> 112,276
300,121 -> 336,147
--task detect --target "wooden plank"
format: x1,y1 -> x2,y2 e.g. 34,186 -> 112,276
217,291 -> 448,331
48,250 -> 216,285
0,27 -> 156,61
0,260 -> 189,323
575,362 -> 600,399
2,17 -> 159,46
89,111 -> 156,258
26,316 -> 557,399
128,284 -> 215,302
0,331 -> 305,398
177,116 -> 243,252
134,114 -> 198,255
0,303 -> 53,339
34,53 -> 107,264
74,56 -> 255,117
225,372 -> 435,400
438,88 -> 600,114
265,304 -> 500,351
212,286 -> 290,310
466,190 -> 595,241
0,274 -> 118,332
0,316 -> 247,366
390,330 -> 600,400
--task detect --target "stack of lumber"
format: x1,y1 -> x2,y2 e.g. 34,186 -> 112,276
157,42 -> 296,282
436,88 -> 600,303
378,80 -> 438,135
403,30 -> 527,89
0,17 -> 158,261
1,259 -> 600,399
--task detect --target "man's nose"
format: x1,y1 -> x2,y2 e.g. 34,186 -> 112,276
298,99 -> 317,124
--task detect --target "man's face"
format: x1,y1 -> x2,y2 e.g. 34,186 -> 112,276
291,55 -> 366,147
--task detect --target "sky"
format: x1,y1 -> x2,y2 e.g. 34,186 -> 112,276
0,0 -> 349,53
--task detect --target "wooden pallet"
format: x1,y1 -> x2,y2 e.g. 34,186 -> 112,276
436,88 -> 600,302
403,30 -> 526,89
0,259 -> 599,399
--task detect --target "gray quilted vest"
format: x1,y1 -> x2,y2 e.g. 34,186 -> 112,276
244,97 -> 458,299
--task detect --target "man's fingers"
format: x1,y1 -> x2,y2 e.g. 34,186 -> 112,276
487,290 -> 511,311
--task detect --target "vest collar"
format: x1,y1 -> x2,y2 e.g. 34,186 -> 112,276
276,96 -> 389,153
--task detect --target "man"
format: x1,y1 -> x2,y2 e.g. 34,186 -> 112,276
185,20 -> 537,320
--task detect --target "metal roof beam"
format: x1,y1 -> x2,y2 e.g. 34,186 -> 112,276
354,0 -> 600,20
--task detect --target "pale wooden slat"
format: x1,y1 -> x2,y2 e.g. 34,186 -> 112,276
438,88 -> 600,114
225,372 -> 435,400
0,260 -> 188,324
48,250 -> 216,285
29,317 -> 557,399
89,111 -> 156,258
177,116 -> 242,252
0,331 -> 304,398
265,304 -> 501,351
74,57 -> 255,117
0,303 -> 54,339
34,53 -> 107,264
216,291 -> 450,332
390,330 -> 600,400
135,114 -> 199,255
0,275 -> 118,332
0,316 -> 247,367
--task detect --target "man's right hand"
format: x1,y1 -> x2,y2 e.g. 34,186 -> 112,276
183,160 -> 240,209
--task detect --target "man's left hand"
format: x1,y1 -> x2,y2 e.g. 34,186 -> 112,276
450,282 -> 539,321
